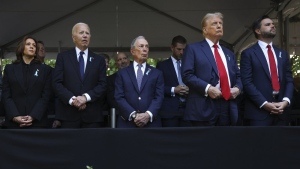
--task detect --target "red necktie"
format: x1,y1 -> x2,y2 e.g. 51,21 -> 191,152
267,45 -> 280,91
213,44 -> 230,100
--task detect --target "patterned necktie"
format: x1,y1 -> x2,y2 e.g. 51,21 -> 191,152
79,51 -> 85,80
177,60 -> 184,85
267,45 -> 280,91
137,64 -> 143,90
213,44 -> 230,100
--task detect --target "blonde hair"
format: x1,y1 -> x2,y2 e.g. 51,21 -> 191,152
201,12 -> 223,36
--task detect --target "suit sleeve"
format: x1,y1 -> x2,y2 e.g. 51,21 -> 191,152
53,53 -> 75,105
2,65 -> 20,120
114,71 -> 136,119
240,50 -> 267,106
182,44 -> 210,95
228,50 -> 243,91
86,55 -> 107,102
146,70 -> 164,116
156,62 -> 172,97
282,50 -> 294,100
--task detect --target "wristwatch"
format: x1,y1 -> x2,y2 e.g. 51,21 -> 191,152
131,112 -> 137,120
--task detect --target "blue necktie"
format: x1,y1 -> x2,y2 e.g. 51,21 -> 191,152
177,60 -> 184,85
137,64 -> 143,90
79,51 -> 85,80
177,60 -> 185,102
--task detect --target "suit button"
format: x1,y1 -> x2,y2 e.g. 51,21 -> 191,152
138,97 -> 141,100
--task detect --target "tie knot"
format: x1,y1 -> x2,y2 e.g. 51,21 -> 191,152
177,60 -> 181,64
138,64 -> 143,68
80,51 -> 84,56
213,44 -> 218,49
267,45 -> 271,49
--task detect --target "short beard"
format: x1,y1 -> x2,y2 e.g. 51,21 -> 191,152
261,31 -> 276,39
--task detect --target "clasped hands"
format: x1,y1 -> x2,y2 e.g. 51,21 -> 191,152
134,113 -> 150,128
13,115 -> 33,127
174,85 -> 189,96
263,101 -> 288,115
208,86 -> 239,99
72,96 -> 87,111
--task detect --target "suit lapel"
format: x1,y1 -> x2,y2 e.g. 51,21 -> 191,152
140,64 -> 151,92
253,43 -> 271,81
14,63 -> 26,93
166,57 -> 178,83
221,46 -> 234,84
200,41 -> 219,76
69,48 -> 82,81
27,64 -> 40,93
273,46 -> 283,83
127,64 -> 139,92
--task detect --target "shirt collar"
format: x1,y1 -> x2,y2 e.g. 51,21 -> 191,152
258,40 -> 273,49
170,56 -> 179,63
205,38 -> 219,48
75,47 -> 88,56
133,61 -> 146,68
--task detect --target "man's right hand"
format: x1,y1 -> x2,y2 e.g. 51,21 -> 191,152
207,86 -> 222,99
174,85 -> 189,96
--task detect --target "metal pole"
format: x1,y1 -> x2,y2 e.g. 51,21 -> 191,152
110,108 -> 116,128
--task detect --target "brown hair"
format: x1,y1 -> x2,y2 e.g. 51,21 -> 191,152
14,36 -> 41,64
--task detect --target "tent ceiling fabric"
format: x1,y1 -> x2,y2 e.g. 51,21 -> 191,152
1,0 -> 300,58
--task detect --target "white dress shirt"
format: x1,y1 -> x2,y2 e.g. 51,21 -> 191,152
205,38 -> 231,96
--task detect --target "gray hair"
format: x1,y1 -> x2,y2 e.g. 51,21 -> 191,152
130,36 -> 146,49
72,22 -> 90,35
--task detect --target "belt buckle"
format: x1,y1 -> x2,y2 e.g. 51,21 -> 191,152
272,91 -> 279,99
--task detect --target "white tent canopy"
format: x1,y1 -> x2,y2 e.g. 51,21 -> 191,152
1,0 -> 300,59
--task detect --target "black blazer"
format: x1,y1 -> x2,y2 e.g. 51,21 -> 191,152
2,62 -> 52,127
53,48 -> 107,122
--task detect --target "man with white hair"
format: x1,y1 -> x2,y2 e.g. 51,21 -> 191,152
114,36 -> 164,128
53,22 -> 107,128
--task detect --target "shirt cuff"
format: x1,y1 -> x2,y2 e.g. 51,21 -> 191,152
283,97 -> 290,105
69,96 -> 76,105
260,101 -> 267,108
146,111 -> 153,122
129,111 -> 136,121
171,87 -> 175,97
83,93 -> 91,102
205,84 -> 211,97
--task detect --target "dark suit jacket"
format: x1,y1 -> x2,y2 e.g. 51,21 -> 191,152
53,48 -> 107,123
2,62 -> 52,127
181,40 -> 242,124
240,42 -> 294,120
114,63 -> 164,128
156,57 -> 184,118
107,73 -> 118,109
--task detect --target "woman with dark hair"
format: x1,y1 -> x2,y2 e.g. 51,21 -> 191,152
2,36 -> 52,128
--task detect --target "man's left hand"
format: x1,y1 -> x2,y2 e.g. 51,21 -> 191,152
273,101 -> 289,112
73,96 -> 87,108
230,87 -> 240,99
